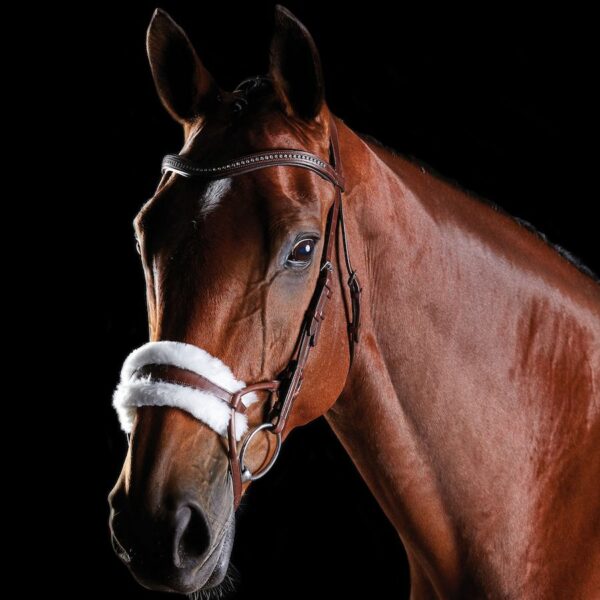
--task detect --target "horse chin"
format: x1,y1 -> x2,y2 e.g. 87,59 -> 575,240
131,512 -> 235,595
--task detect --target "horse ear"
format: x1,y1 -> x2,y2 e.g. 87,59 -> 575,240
146,9 -> 220,124
268,5 -> 326,121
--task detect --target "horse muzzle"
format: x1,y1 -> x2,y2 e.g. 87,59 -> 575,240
109,467 -> 235,593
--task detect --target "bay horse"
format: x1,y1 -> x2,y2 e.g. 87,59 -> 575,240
109,5 -> 600,597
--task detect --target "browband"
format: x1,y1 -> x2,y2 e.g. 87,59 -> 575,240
162,149 -> 345,191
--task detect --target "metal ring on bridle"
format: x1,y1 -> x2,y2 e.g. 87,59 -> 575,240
239,423 -> 282,482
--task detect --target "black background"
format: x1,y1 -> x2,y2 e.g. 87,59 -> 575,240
68,1 -> 597,598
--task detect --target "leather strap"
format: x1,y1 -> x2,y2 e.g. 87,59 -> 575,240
135,364 -> 248,412
162,149 -> 344,191
158,113 -> 361,508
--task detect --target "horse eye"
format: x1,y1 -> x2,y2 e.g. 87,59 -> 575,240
135,240 -> 141,255
288,238 -> 316,265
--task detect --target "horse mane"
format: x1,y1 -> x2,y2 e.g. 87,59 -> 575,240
356,131 -> 599,283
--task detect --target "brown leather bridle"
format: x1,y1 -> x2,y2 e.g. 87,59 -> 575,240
143,114 -> 360,508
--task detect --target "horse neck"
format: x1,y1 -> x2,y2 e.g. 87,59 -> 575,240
326,121 -> 600,597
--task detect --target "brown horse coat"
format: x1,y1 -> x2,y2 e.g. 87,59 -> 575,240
109,6 -> 600,597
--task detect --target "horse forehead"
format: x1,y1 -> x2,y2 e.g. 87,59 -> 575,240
194,172 -> 323,230
198,178 -> 233,218
187,168 -> 321,215
136,119 -> 328,232
136,176 -> 318,246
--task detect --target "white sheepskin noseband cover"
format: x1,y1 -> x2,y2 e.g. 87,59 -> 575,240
112,341 -> 257,441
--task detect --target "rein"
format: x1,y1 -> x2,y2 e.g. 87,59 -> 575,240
139,114 -> 360,508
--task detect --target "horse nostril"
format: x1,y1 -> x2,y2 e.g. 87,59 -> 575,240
172,502 -> 211,567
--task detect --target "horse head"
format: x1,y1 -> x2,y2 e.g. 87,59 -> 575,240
108,6 -> 356,593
